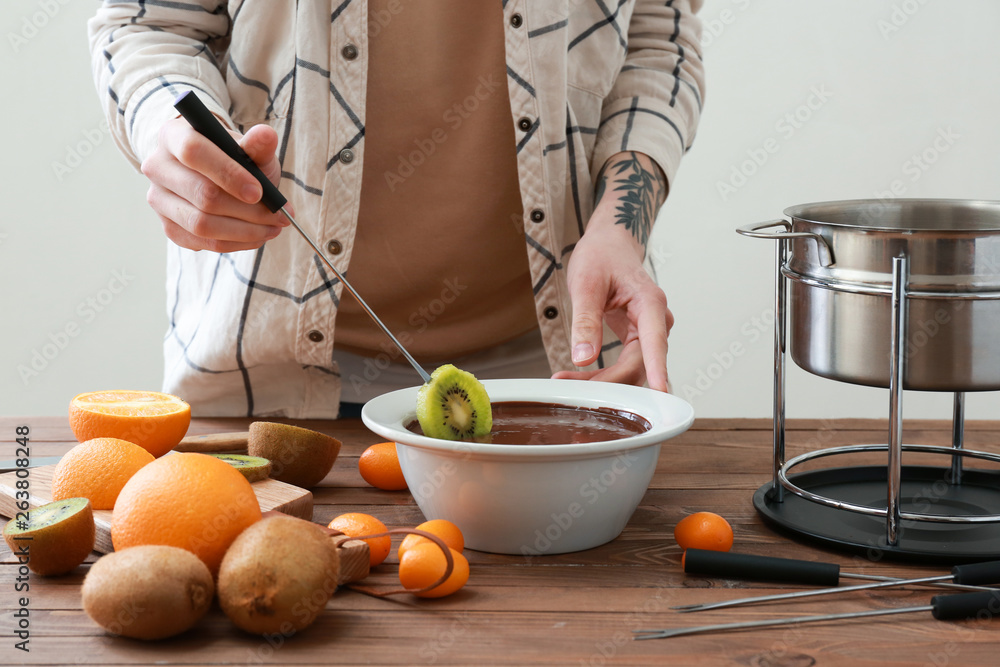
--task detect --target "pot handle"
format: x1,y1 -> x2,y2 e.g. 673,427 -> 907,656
736,220 -> 835,267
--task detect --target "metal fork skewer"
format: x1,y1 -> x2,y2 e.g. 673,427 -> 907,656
671,574 -> 993,613
635,605 -> 927,640
641,590 -> 1000,640
674,551 -> 1000,613
838,571 -> 989,592
172,91 -> 431,384
280,210 -> 431,383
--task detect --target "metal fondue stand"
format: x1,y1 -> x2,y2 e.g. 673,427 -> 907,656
739,219 -> 1000,562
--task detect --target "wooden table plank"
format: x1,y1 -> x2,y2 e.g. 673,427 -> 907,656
0,606 -> 996,666
1,416 -> 998,665
0,464 -> 315,554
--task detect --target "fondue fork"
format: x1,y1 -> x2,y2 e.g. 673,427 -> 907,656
634,590 -> 1000,640
173,91 -> 431,383
673,550 -> 999,613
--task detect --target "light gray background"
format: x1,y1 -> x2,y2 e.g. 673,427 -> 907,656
3,0 -> 999,419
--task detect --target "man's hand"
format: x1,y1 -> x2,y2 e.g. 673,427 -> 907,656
551,151 -> 673,392
141,118 -> 289,253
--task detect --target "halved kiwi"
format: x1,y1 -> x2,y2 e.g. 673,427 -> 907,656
416,364 -> 492,441
248,422 -> 341,488
206,454 -> 272,482
3,498 -> 95,576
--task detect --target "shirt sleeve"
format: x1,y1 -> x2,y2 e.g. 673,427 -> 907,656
87,0 -> 234,170
591,0 -> 706,188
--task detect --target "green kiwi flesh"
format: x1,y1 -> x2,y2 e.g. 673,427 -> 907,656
416,364 -> 492,441
3,498 -> 95,576
207,454 -> 272,482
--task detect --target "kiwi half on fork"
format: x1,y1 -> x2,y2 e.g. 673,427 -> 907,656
416,364 -> 493,441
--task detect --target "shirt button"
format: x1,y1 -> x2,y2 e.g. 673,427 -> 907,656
510,13 -> 523,28
530,209 -> 545,223
339,148 -> 355,164
341,44 -> 358,60
326,239 -> 343,256
517,117 -> 533,131
544,306 -> 558,320
307,330 -> 325,343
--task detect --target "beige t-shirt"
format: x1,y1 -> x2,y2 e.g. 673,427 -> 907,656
334,0 -> 538,362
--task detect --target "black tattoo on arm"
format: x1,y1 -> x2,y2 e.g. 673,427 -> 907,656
594,153 -> 668,247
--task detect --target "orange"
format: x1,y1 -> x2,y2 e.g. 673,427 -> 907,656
397,519 -> 464,560
112,452 -> 261,574
51,438 -> 154,510
398,543 -> 469,598
358,442 -> 407,491
328,513 -> 391,567
673,511 -> 734,553
69,390 -> 191,458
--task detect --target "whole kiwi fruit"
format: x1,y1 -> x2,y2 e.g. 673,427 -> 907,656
217,514 -> 341,635
82,545 -> 214,640
248,422 -> 341,488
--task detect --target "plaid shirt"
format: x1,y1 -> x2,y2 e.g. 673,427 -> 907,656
88,0 -> 705,418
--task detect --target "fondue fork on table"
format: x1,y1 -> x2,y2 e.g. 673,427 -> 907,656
673,549 -> 1000,613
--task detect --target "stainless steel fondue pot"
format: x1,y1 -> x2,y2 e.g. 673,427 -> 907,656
737,199 -> 1000,560
739,198 -> 1000,391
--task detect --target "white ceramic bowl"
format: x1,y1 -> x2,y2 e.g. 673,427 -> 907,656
361,378 -> 694,555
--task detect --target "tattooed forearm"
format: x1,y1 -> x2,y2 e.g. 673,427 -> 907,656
594,153 -> 668,247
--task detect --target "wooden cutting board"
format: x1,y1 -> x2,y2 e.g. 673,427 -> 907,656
0,463 -> 313,554
0,432 -> 371,584
0,464 -> 370,584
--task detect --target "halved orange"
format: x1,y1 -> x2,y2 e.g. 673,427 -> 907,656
69,390 -> 191,458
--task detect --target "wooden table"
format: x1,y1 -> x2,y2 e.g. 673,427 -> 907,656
2,416 -> 998,665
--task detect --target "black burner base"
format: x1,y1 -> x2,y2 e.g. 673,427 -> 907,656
753,465 -> 1000,564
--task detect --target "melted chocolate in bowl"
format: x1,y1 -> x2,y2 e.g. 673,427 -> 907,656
406,401 -> 651,445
